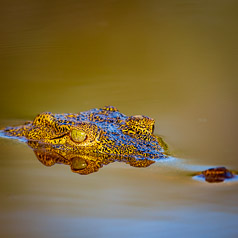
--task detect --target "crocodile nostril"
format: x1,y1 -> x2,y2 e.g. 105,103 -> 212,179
70,129 -> 87,143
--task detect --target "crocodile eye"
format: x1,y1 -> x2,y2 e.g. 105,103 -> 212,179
70,129 -> 87,143
71,157 -> 87,170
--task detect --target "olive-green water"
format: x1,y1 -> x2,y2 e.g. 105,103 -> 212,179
0,1 -> 238,237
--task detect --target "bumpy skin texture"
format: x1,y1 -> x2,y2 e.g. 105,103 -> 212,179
28,141 -> 155,175
197,167 -> 235,183
3,106 -> 167,160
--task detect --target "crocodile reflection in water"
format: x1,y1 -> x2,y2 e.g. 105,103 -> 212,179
28,141 -> 155,175
17,141 -> 238,180
1,106 -> 236,182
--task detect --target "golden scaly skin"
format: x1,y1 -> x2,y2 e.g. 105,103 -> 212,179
28,141 -> 154,175
3,106 -> 167,159
195,167 -> 235,183
1,106 -> 236,180
2,106 -> 165,175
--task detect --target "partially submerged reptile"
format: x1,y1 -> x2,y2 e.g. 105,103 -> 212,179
1,106 -> 236,182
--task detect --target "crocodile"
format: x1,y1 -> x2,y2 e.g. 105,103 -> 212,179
1,106 -> 236,181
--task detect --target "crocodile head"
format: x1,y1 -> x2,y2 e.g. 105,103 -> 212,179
3,106 -> 167,160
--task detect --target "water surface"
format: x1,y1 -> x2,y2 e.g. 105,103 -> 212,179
0,1 -> 238,237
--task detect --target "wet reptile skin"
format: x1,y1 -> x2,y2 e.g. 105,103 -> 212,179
3,106 -> 167,160
27,140 -> 155,175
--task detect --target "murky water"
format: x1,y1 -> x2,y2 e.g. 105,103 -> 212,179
0,1 -> 238,237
